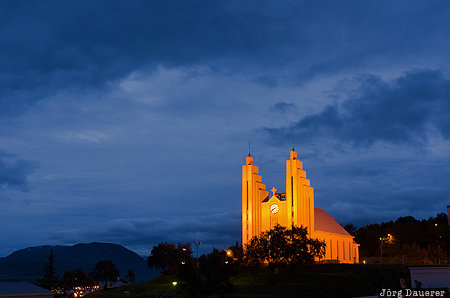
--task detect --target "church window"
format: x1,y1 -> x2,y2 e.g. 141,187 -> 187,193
343,241 -> 345,259
336,241 -> 339,260
308,197 -> 311,228
349,242 -> 351,259
330,240 -> 333,259
291,176 -> 294,207
246,182 -> 249,210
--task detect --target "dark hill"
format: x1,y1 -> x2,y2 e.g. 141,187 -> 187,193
0,242 -> 158,282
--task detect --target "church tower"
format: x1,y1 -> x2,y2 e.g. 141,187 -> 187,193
286,148 -> 315,235
242,152 -> 269,245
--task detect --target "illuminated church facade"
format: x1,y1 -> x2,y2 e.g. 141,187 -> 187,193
242,147 -> 359,263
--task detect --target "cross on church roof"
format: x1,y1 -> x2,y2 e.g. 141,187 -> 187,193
271,187 -> 277,197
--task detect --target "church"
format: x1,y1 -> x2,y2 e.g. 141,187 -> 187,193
242,146 -> 359,263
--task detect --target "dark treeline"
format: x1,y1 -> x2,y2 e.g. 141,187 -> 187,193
36,248 -> 134,297
346,213 -> 449,263
147,225 -> 323,297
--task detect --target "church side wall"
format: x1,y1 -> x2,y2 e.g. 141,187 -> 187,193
314,230 -> 359,264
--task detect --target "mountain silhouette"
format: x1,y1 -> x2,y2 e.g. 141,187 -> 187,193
0,242 -> 158,282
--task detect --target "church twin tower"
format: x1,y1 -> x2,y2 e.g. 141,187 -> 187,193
242,147 -> 359,263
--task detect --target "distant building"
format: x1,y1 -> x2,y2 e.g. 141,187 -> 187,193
409,267 -> 450,288
0,282 -> 53,298
242,148 -> 359,263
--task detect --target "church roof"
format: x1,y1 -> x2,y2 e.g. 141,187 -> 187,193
314,207 -> 351,237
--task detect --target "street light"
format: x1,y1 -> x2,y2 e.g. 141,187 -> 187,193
195,242 -> 202,268
380,234 -> 393,259
380,237 -> 383,258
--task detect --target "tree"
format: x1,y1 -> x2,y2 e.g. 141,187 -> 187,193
62,269 -> 93,293
228,241 -> 243,261
428,243 -> 446,264
226,242 -> 244,276
125,269 -> 135,284
244,224 -> 325,271
90,260 -> 120,289
177,248 -> 233,297
147,242 -> 192,275
354,213 -> 449,263
242,236 -> 265,278
36,247 -> 60,291
344,223 -> 357,236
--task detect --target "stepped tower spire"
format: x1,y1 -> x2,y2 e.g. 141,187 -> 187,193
292,133 -> 295,152
242,144 -> 268,245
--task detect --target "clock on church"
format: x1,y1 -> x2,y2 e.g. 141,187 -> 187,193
270,203 -> 279,214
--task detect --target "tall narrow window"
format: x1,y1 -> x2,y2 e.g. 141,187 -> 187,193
343,241 -> 345,260
308,197 -> 311,228
337,241 -> 339,260
330,240 -> 333,259
246,181 -> 249,210
291,176 -> 294,207
349,242 -> 351,260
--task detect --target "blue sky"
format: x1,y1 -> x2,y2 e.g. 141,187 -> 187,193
1,0 -> 449,256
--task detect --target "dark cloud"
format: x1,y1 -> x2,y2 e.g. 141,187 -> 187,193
48,212 -> 241,254
308,153 -> 450,228
271,102 -> 297,114
264,69 -> 450,147
326,186 -> 450,227
2,1 -> 450,116
0,155 -> 38,191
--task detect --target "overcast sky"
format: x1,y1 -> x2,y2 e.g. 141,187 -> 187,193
1,0 -> 449,256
